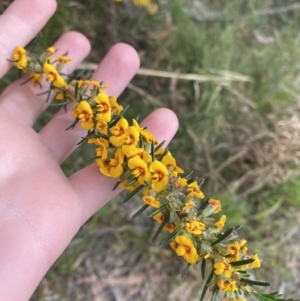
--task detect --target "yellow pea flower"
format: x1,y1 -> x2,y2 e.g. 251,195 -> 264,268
72,101 -> 94,130
95,117 -> 108,134
56,55 -> 72,64
213,259 -> 232,278
153,212 -> 178,233
217,279 -> 238,292
95,92 -> 111,122
248,254 -> 261,269
175,177 -> 188,188
108,148 -> 125,178
181,200 -> 196,213
30,72 -> 43,87
109,117 -> 129,147
187,181 -> 205,199
43,62 -> 68,89
12,46 -> 27,70
149,160 -> 169,192
109,96 -> 123,115
226,241 -> 240,262
185,219 -> 206,235
45,46 -> 56,56
208,198 -> 222,213
239,239 -> 248,254
143,195 -> 160,208
170,235 -> 199,265
161,151 -> 184,174
214,215 -> 226,231
128,155 -> 151,184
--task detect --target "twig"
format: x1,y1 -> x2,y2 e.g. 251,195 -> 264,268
79,62 -> 253,84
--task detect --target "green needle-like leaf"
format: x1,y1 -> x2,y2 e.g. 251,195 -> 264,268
199,269 -> 214,301
158,227 -> 180,246
253,290 -> 298,301
230,258 -> 255,266
148,204 -> 167,218
211,225 -> 242,246
123,185 -> 144,203
151,141 -> 155,161
201,258 -> 206,280
154,140 -> 166,152
112,180 -> 122,191
197,197 -> 210,214
181,263 -> 190,279
132,204 -> 149,219
109,105 -> 130,128
152,211 -> 169,242
211,287 -> 219,301
240,278 -> 270,287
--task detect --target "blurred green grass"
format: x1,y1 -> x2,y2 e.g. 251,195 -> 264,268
2,0 -> 300,299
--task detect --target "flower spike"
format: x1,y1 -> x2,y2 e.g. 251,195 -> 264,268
10,44 -> 295,301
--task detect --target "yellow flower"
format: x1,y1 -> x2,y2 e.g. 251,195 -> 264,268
175,177 -> 188,188
109,117 -> 129,147
95,92 -> 111,122
161,152 -> 184,174
95,146 -> 108,161
149,160 -> 169,192
185,219 -> 206,235
77,79 -> 90,89
119,180 -> 141,191
152,212 -> 178,232
143,195 -> 160,208
248,254 -> 261,269
153,212 -> 164,223
208,198 -> 222,213
72,101 -> 94,130
214,259 -> 232,278
138,150 -> 152,164
43,62 -> 68,89
170,235 -> 199,265
217,279 -> 237,292
30,72 -> 43,87
181,200 -> 196,213
88,137 -> 109,148
45,46 -> 56,56
109,96 -> 123,115
187,181 -> 205,199
214,215 -> 226,231
239,239 -> 248,254
226,242 -> 240,262
147,2 -> 158,15
128,155 -> 151,184
122,126 -> 141,157
164,222 -> 179,233
95,117 -> 108,134
56,55 -> 72,64
12,46 -> 27,70
132,0 -> 150,6
97,149 -> 124,178
109,148 -> 125,178
132,119 -> 156,144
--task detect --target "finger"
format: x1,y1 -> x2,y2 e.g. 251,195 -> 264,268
0,0 -> 57,78
0,31 -> 91,126
68,108 -> 179,225
38,43 -> 140,163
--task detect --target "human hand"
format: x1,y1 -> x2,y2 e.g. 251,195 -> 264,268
0,1 -> 178,300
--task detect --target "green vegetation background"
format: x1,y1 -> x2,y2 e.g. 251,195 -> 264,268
1,0 -> 300,300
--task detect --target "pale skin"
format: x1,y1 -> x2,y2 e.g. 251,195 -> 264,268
0,1 -> 179,300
